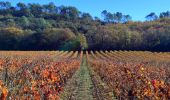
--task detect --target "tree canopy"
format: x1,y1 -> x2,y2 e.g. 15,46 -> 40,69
0,1 -> 170,51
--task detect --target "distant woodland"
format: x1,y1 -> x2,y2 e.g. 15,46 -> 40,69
0,1 -> 170,51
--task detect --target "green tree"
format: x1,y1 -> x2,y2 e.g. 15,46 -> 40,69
28,3 -> 43,17
77,34 -> 88,50
146,12 -> 158,21
101,10 -> 114,23
81,13 -> 93,23
43,2 -> 56,13
160,11 -> 170,18
16,2 -> 32,17
0,27 -> 23,50
123,15 -> 132,23
18,16 -> 30,28
43,28 -> 76,49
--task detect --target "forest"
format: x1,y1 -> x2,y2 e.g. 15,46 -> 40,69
0,1 -> 170,51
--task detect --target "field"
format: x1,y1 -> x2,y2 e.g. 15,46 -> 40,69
0,51 -> 170,100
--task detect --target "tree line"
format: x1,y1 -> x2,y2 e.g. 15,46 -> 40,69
0,1 -> 170,51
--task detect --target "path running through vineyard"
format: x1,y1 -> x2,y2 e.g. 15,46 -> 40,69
60,56 -> 94,100
60,55 -> 116,100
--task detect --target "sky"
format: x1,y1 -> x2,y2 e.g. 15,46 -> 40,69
3,0 -> 170,21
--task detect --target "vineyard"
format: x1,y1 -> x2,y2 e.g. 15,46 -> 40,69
0,51 -> 170,100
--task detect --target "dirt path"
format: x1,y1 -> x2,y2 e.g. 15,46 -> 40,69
60,56 -> 116,100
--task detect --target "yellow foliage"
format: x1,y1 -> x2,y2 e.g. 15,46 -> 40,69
3,27 -> 23,35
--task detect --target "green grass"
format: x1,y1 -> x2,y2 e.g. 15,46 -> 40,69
60,56 -> 116,100
60,56 -> 94,100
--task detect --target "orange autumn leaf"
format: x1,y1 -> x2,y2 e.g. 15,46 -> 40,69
42,70 -> 50,78
23,86 -> 30,93
50,73 -> 60,82
0,86 -> 8,100
34,91 -> 41,100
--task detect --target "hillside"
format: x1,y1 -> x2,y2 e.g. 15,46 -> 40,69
0,1 -> 170,51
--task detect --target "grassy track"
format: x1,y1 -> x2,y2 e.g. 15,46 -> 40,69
60,56 -> 94,100
60,56 -> 116,100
